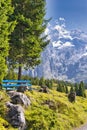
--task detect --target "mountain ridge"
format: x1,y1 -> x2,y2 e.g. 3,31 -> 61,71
25,20 -> 87,82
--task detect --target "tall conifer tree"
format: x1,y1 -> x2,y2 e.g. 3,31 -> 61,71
0,0 -> 16,81
78,81 -> 86,97
9,0 -> 49,79
75,83 -> 79,95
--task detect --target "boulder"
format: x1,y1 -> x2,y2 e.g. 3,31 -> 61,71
6,102 -> 26,130
8,91 -> 31,107
68,92 -> 76,102
39,86 -> 49,93
17,86 -> 29,93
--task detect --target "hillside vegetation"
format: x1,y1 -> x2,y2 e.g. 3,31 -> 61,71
0,90 -> 17,130
1,88 -> 87,130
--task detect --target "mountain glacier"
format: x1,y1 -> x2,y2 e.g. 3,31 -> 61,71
26,19 -> 87,82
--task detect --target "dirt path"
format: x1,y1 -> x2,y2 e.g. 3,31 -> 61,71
74,123 -> 87,130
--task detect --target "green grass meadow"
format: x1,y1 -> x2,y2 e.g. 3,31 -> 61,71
0,87 -> 87,130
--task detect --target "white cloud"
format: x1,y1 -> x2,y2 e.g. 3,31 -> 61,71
59,17 -> 65,21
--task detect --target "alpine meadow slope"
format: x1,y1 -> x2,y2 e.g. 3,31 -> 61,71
1,89 -> 87,130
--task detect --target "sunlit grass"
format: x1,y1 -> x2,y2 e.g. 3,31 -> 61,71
1,87 -> 87,130
25,89 -> 87,130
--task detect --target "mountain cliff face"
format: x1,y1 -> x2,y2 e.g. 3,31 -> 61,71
27,19 -> 87,82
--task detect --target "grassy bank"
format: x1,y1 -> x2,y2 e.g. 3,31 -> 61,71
0,88 -> 87,130
25,89 -> 87,130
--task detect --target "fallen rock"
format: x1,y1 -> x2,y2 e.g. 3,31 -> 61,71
39,86 -> 49,93
7,91 -> 31,107
17,86 -> 29,93
6,102 -> 26,130
68,92 -> 76,102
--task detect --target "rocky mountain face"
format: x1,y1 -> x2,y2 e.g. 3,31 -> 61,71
26,19 -> 87,82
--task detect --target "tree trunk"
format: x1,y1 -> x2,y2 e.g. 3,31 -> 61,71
18,65 -> 22,80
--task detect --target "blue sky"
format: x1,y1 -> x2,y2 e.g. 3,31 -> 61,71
46,0 -> 87,31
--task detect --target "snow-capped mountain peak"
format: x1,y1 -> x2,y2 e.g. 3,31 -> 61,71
27,19 -> 87,82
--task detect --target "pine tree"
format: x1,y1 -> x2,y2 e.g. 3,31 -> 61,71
5,68 -> 17,80
75,83 -> 79,95
32,77 -> 39,85
9,0 -> 49,79
70,85 -> 75,93
0,0 -> 16,81
78,81 -> 86,97
65,85 -> 68,94
57,83 -> 64,93
45,79 -> 53,89
39,77 -> 45,87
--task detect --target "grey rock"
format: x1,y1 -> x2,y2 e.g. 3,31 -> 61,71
39,86 -> 49,93
68,92 -> 76,102
6,102 -> 26,130
17,86 -> 29,93
8,91 -> 31,107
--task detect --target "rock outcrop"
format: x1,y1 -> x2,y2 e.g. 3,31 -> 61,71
8,91 -> 31,107
17,86 -> 29,93
39,86 -> 49,93
6,102 -> 26,130
6,91 -> 31,129
68,92 -> 76,102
